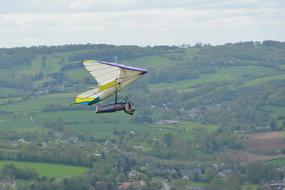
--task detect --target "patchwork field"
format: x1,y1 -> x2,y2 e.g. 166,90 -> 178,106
0,90 -> 217,139
0,43 -> 285,189
244,132 -> 285,154
0,160 -> 88,177
243,74 -> 285,87
224,132 -> 285,163
150,65 -> 275,91
265,158 -> 285,166
226,150 -> 285,162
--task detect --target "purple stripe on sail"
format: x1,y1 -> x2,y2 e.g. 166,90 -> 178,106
97,61 -> 147,73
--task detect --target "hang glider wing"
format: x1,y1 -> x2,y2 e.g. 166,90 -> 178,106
75,60 -> 147,105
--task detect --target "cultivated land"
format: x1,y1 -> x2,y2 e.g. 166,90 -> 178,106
244,132 -> 285,153
226,150 -> 285,162
223,132 -> 285,162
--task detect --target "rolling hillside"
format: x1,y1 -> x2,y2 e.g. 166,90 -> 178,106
0,42 -> 284,136
0,42 -> 285,189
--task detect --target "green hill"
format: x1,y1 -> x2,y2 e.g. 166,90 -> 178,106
1,41 -> 284,190
0,41 -> 284,135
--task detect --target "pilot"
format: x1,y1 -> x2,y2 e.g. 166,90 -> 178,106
96,98 -> 135,115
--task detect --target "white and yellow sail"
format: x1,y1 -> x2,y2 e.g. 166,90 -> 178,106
75,60 -> 147,105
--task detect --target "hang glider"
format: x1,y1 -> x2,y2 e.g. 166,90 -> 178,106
75,60 -> 147,114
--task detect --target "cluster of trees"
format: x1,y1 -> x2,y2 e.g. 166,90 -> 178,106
68,45 -> 181,62
193,41 -> 285,67
0,164 -> 39,180
196,81 -> 285,131
0,50 -> 34,68
201,161 -> 284,190
0,131 -> 99,167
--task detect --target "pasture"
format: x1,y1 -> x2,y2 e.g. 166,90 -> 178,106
241,184 -> 257,190
243,73 -> 285,87
0,77 -> 218,139
0,160 -> 88,177
265,158 -> 285,166
34,109 -> 215,139
149,65 -> 275,91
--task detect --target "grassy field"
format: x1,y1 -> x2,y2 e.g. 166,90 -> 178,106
34,110 -> 216,139
243,73 -> 285,87
241,184 -> 257,190
0,80 -> 218,138
149,121 -> 220,139
0,93 -> 74,132
150,66 -> 275,91
0,96 -> 22,105
0,112 -> 47,132
0,93 -> 75,112
0,88 -> 219,139
188,181 -> 207,188
264,158 -> 285,166
0,104 -> 210,139
0,160 -> 88,177
0,87 -> 18,97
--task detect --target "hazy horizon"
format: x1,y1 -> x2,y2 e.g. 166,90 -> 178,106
1,40 -> 284,49
1,0 -> 284,48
